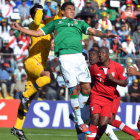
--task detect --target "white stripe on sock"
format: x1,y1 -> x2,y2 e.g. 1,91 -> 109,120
119,123 -> 125,130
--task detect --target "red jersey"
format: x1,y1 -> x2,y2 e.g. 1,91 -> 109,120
89,59 -> 126,99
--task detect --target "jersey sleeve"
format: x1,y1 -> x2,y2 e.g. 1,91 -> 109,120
80,21 -> 90,34
117,64 -> 126,80
40,20 -> 55,35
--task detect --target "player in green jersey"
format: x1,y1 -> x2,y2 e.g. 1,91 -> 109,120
11,2 -> 116,135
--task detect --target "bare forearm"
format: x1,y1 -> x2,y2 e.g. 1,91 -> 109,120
87,28 -> 108,38
113,79 -> 128,87
18,26 -> 43,37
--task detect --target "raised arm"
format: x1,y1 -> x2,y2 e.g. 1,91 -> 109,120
11,22 -> 44,37
87,28 -> 117,38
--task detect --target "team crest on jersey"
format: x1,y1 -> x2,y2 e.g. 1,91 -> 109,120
74,21 -> 78,24
97,74 -> 101,76
58,21 -> 63,24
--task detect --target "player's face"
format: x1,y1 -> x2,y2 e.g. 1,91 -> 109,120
98,49 -> 109,63
62,5 -> 75,19
89,51 -> 99,65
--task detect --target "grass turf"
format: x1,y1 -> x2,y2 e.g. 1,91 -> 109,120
0,128 -> 137,140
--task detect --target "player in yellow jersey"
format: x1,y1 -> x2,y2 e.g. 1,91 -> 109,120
11,3 -> 62,140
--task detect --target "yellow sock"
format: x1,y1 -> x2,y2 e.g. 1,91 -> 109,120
14,104 -> 27,130
24,76 -> 51,98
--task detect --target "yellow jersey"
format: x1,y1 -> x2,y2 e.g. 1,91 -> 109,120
28,8 -> 62,67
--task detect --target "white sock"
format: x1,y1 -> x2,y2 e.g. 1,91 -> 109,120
78,93 -> 89,108
105,125 -> 118,140
70,98 -> 84,125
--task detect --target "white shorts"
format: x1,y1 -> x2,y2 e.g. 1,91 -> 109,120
59,53 -> 91,88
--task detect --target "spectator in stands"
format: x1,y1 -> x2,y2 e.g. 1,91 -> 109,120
96,3 -> 106,20
1,0 -> 13,19
56,71 -> 66,100
13,62 -> 26,82
114,14 -> 123,33
80,0 -> 95,20
110,37 -> 122,61
121,4 -> 136,32
7,29 -> 18,50
0,62 -> 15,97
98,12 -> 113,32
17,0 -> 30,22
0,40 -> 13,60
135,5 -> 140,25
98,37 -> 110,49
14,41 -> 28,62
44,0 -> 56,18
128,79 -> 140,102
14,74 -> 27,99
132,25 -> 140,56
0,18 -> 11,39
48,40 -> 55,61
120,35 -> 136,64
117,24 -> 130,42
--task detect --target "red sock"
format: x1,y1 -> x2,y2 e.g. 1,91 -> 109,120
112,120 -> 139,137
87,124 -> 98,140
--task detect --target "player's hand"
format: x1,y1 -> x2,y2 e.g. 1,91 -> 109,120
106,73 -> 114,82
11,22 -> 21,30
107,33 -> 117,38
127,66 -> 137,75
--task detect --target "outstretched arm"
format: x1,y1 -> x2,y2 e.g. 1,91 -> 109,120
87,28 -> 117,38
11,22 -> 44,37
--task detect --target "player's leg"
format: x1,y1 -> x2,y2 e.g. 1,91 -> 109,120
110,95 -> 140,140
105,124 -> 118,140
110,115 -> 140,140
21,58 -> 51,110
11,80 -> 34,140
59,54 -> 91,135
79,83 -> 91,108
137,115 -> 140,131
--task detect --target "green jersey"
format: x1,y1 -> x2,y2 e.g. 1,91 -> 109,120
41,17 -> 90,57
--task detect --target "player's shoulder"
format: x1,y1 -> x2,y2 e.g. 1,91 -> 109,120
111,60 -> 123,68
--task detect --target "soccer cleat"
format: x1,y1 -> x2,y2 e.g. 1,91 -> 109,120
78,123 -> 92,135
20,94 -> 29,111
11,127 -> 28,140
137,119 -> 140,131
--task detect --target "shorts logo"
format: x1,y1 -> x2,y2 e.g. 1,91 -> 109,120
37,63 -> 41,65
58,21 -> 63,24
74,21 -> 78,24
91,107 -> 94,111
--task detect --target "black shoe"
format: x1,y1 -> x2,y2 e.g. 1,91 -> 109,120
20,94 -> 29,111
11,127 -> 28,140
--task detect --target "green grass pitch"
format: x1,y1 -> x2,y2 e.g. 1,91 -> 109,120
0,128 -> 138,140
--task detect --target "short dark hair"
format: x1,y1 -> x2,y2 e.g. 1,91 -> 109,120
30,3 -> 44,19
99,47 -> 109,53
61,2 -> 74,11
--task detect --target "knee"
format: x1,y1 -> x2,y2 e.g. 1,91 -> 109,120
41,71 -> 50,77
81,86 -> 91,95
90,115 -> 99,126
1,83 -> 6,89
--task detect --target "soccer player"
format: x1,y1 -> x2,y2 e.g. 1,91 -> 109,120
127,65 -> 140,131
11,2 -> 116,134
70,49 -> 119,140
88,47 -> 140,140
11,4 -> 62,140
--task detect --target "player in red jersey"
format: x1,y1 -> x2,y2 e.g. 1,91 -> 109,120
87,47 -> 140,140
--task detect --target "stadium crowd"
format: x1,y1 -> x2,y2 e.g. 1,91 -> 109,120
0,0 -> 140,102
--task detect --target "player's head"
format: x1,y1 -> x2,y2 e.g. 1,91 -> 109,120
61,2 -> 75,19
98,47 -> 110,63
30,3 -> 45,20
89,49 -> 99,65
